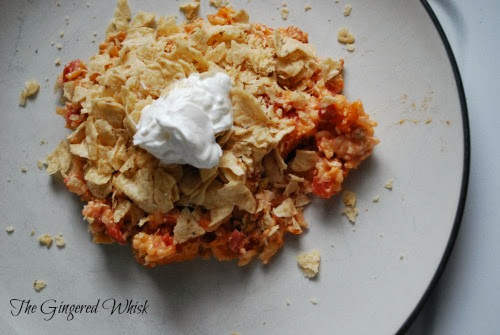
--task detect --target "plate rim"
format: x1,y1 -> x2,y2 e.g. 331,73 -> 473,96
397,1 -> 471,333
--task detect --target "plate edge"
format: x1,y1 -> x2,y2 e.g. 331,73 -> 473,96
397,1 -> 471,334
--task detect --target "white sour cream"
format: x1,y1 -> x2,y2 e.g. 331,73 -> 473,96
133,72 -> 233,168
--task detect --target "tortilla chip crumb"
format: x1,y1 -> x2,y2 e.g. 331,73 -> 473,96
342,190 -> 356,207
179,0 -> 200,21
38,233 -> 53,248
64,15 -> 70,24
54,233 -> 66,248
56,0 -> 61,6
37,160 -> 46,170
21,166 -> 28,173
33,280 -> 47,292
285,299 -> 291,306
425,118 -> 432,124
343,206 -> 358,223
19,79 -> 40,106
40,138 -> 47,145
372,194 -> 380,202
310,297 -> 318,305
31,229 -> 36,236
297,249 -> 321,278
5,226 -> 14,234
281,7 -> 289,20
342,190 -> 358,223
337,27 -> 355,44
385,179 -> 394,190
304,4 -> 312,11
209,0 -> 229,8
55,43 -> 63,50
54,58 -> 62,66
343,4 -> 352,16
346,44 -> 355,52
59,31 -> 65,38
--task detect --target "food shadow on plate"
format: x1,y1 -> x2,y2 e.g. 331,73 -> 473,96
140,256 -> 260,328
88,155 -> 381,324
48,176 -> 89,237
95,225 -> 305,327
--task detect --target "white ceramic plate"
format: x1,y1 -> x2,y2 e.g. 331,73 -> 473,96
0,1 -> 468,334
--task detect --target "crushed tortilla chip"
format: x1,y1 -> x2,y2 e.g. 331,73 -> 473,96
297,249 -> 320,278
343,4 -> 352,16
46,140 -> 71,175
342,190 -> 358,223
209,0 -> 229,8
19,79 -> 40,106
179,0 -> 200,21
54,233 -> 66,247
343,206 -> 358,223
290,150 -> 318,172
342,190 -> 356,207
173,208 -> 205,244
33,280 -> 47,292
337,27 -> 355,44
273,198 -> 298,218
38,233 -> 53,248
217,180 -> 256,213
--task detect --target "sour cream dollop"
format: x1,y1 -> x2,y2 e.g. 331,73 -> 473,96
133,72 -> 233,169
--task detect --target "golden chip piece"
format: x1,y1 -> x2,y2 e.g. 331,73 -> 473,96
173,208 -> 205,244
54,233 -> 66,247
342,190 -> 356,207
297,249 -> 321,278
217,180 -> 257,213
33,280 -> 47,292
19,79 -> 40,106
38,234 -> 53,248
337,27 -> 356,44
179,0 -> 200,21
343,206 -> 358,223
272,198 -> 298,218
290,150 -> 318,172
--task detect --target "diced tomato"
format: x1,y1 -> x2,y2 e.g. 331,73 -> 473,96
107,224 -> 126,244
326,74 -> 344,94
89,72 -> 100,84
64,102 -> 86,129
228,230 -> 246,254
63,60 -> 87,82
197,212 -> 211,230
163,209 -> 180,225
161,233 -> 174,246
